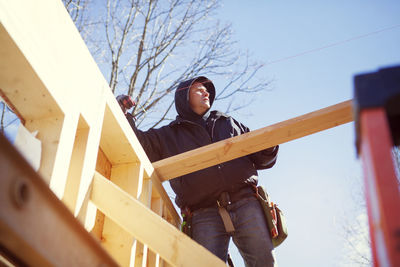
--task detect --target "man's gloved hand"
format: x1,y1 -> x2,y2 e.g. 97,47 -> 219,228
116,94 -> 135,115
261,145 -> 279,155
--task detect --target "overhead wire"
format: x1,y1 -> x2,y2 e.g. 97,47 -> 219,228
264,24 -> 400,67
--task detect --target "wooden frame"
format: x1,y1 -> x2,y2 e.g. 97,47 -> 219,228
0,1 -> 356,266
0,1 -> 183,265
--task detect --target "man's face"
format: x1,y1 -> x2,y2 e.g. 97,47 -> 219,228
189,82 -> 210,115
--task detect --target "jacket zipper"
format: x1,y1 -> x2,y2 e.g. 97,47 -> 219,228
211,118 -> 217,141
180,119 -> 213,143
180,117 -> 228,189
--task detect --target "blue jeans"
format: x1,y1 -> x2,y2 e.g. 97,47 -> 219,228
191,196 -> 276,267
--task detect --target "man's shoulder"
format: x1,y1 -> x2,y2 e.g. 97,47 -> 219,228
210,110 -> 247,129
168,116 -> 195,127
210,110 -> 230,119
169,116 -> 184,126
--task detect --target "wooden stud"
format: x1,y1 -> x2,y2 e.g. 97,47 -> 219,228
91,149 -> 112,240
147,171 -> 181,227
73,98 -> 106,220
63,118 -> 90,212
134,178 -> 153,267
148,197 -> 165,267
101,162 -> 145,266
47,112 -> 80,199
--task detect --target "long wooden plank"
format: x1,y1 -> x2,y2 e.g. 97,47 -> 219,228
0,133 -> 118,267
91,172 -> 225,267
153,100 -> 353,181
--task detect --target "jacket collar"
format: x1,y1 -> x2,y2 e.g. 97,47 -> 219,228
170,110 -> 229,126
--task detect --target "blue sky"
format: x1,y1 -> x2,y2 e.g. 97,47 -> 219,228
212,1 -> 400,266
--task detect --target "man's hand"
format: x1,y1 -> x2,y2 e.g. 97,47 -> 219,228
262,145 -> 279,155
116,95 -> 135,115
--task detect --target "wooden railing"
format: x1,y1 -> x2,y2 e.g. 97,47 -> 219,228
0,1 -> 225,266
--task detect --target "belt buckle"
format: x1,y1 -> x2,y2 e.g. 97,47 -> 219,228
217,192 -> 231,207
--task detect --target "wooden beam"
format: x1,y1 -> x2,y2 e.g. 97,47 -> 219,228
91,148 -> 112,241
148,197 -> 164,267
0,133 -> 117,267
91,172 -> 225,267
133,178 -> 153,267
47,112 -> 80,199
153,100 -> 353,181
63,122 -> 90,212
0,22 -> 63,121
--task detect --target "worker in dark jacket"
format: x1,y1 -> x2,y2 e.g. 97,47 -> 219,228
122,76 -> 279,267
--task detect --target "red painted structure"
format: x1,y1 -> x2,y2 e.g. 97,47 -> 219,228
355,66 -> 400,266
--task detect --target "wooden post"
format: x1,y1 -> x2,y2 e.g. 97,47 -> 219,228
360,109 -> 400,266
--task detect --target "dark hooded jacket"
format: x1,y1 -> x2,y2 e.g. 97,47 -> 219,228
127,76 -> 278,209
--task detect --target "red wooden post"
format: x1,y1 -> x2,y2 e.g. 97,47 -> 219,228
360,108 -> 400,266
354,65 -> 400,267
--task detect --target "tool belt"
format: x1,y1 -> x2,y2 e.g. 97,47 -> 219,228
182,187 -> 255,236
216,187 -> 255,235
181,192 -> 242,267
182,186 -> 287,247
188,187 -> 255,212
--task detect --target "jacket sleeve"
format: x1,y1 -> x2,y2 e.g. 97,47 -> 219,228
248,145 -> 279,170
125,113 -> 163,162
234,118 -> 279,170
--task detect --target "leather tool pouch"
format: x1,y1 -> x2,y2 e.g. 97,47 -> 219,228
255,185 -> 288,248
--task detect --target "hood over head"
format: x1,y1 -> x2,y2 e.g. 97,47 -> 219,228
174,76 -> 216,121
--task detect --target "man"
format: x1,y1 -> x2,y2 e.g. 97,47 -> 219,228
121,76 -> 279,267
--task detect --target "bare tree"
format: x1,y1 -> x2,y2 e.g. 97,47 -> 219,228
63,0 -> 270,128
62,0 -> 91,32
342,212 -> 372,266
340,179 -> 372,266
